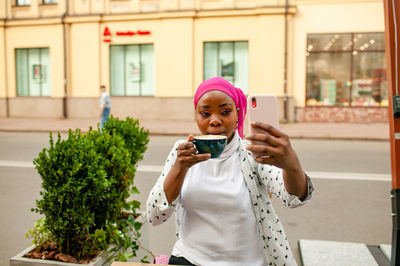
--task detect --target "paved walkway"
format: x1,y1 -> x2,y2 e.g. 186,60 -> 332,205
0,117 -> 390,140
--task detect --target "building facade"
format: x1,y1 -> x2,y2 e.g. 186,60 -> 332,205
0,0 -> 387,122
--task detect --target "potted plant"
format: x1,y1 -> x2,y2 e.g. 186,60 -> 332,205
10,116 -> 153,265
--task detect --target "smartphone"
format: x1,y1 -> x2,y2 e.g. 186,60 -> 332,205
247,94 -> 279,157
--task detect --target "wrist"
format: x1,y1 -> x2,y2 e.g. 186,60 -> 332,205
171,162 -> 189,175
284,164 -> 303,177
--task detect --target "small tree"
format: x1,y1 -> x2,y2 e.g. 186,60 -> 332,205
27,116 -> 151,263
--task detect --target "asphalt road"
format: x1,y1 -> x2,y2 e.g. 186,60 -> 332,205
0,132 -> 392,265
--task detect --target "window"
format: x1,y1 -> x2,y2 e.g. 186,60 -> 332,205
110,44 -> 154,96
306,32 -> 387,107
43,0 -> 57,4
16,0 -> 30,6
204,41 -> 249,94
15,48 -> 51,96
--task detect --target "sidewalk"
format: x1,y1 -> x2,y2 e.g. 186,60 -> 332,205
0,117 -> 390,140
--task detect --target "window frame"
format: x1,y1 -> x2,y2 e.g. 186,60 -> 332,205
15,47 -> 51,97
109,43 -> 154,96
42,0 -> 58,5
203,41 -> 236,84
15,0 -> 30,6
203,40 -> 249,94
305,32 -> 386,107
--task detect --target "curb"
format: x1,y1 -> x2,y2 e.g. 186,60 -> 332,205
0,128 -> 389,141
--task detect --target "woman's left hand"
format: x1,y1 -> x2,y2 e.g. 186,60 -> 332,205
245,122 -> 302,174
246,122 -> 308,199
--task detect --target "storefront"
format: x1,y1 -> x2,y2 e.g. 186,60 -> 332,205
0,0 -> 387,123
292,1 -> 387,123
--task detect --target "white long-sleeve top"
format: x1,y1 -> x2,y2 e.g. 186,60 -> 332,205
146,131 -> 314,266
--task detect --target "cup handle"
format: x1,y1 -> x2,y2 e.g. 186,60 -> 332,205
189,139 -> 199,154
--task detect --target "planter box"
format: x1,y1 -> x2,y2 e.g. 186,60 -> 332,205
10,246 -> 115,266
10,213 -> 146,266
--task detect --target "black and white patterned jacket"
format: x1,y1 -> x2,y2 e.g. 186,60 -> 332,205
146,136 -> 314,266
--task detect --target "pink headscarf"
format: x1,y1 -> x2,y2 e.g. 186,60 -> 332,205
194,77 -> 247,139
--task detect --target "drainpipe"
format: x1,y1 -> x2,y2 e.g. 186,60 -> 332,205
4,0 -> 9,117
283,0 -> 289,122
61,0 -> 68,118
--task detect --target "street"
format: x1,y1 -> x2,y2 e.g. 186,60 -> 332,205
0,132 -> 392,265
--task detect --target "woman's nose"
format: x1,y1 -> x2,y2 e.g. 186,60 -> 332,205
210,115 -> 222,126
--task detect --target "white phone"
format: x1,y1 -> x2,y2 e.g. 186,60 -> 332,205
247,94 -> 279,157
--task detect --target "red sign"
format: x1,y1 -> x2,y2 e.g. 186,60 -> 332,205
103,27 -> 151,42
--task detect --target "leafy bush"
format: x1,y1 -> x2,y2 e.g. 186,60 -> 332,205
28,116 -> 150,262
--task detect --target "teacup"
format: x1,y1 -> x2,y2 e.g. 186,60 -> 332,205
192,135 -> 227,158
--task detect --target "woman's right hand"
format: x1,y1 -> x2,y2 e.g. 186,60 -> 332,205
164,135 -> 210,204
173,135 -> 211,171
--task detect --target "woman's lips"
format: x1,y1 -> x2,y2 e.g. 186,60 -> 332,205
207,131 -> 225,135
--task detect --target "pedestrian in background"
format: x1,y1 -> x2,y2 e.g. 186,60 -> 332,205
146,77 -> 314,266
99,85 -> 111,131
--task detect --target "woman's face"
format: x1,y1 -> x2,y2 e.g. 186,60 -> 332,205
195,90 -> 238,142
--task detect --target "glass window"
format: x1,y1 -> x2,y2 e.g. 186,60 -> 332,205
110,44 -> 154,96
43,0 -> 57,4
16,48 -> 51,96
204,41 -> 249,94
305,32 -> 387,107
16,0 -> 30,5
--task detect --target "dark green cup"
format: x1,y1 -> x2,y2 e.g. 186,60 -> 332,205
192,135 -> 227,158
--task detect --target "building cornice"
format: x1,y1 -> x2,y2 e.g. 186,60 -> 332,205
5,17 -> 62,27
196,6 -> 297,18
3,6 -> 297,26
292,0 -> 380,5
101,6 -> 297,22
64,15 -> 102,24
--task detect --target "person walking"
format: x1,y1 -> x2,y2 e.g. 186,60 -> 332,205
99,85 -> 111,131
146,77 -> 314,266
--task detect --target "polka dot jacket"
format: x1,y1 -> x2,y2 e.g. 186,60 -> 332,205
146,136 -> 314,266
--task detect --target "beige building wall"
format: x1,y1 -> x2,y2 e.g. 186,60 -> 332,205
292,1 -> 385,108
69,19 -> 101,97
97,13 -> 194,97
194,8 -> 292,96
0,2 -> 7,18
156,16 -> 194,97
98,17 -> 158,93
4,19 -> 65,117
0,0 -> 386,121
10,0 -> 65,18
5,20 -> 65,98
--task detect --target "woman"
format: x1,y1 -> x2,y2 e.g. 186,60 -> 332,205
146,77 -> 314,266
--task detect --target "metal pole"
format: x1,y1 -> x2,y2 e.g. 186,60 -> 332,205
283,0 -> 289,123
4,0 -> 9,117
383,0 -> 400,265
62,0 -> 69,119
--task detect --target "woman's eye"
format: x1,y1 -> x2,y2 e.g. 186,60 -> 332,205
221,109 -> 232,115
200,111 -> 210,116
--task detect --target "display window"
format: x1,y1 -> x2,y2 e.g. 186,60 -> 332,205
305,32 -> 387,107
15,48 -> 51,96
16,0 -> 30,6
43,0 -> 57,4
204,41 -> 248,94
110,44 -> 154,96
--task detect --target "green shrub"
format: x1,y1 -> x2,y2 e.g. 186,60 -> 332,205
29,116 -> 150,262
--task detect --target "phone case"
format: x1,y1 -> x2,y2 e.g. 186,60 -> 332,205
247,94 -> 279,157
248,94 -> 279,131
